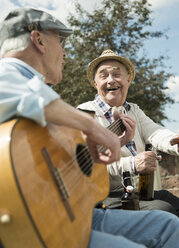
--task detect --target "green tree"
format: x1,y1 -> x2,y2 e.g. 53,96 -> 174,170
54,0 -> 174,124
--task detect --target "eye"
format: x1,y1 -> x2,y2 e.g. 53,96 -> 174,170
113,73 -> 120,77
100,74 -> 107,79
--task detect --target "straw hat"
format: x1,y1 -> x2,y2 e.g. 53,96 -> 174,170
87,49 -> 135,87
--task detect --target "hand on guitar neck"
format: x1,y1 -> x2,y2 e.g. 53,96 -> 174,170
112,109 -> 136,147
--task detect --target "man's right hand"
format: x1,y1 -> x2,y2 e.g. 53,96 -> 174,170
134,151 -> 157,174
84,123 -> 121,165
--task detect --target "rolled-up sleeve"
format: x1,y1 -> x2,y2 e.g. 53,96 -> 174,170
0,73 -> 60,126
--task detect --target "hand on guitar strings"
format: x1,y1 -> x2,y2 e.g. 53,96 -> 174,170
82,127 -> 121,164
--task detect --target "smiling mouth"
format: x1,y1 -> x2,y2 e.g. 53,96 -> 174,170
107,87 -> 121,91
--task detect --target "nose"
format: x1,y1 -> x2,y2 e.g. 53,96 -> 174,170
107,74 -> 115,84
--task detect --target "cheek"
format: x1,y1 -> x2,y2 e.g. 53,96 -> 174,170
96,81 -> 106,90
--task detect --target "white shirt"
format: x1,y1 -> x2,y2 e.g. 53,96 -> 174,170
0,58 -> 59,126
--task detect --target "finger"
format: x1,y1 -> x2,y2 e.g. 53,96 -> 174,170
120,119 -> 136,133
97,150 -> 120,164
121,119 -> 134,131
113,110 -> 120,121
120,115 -> 136,125
145,167 -> 156,173
145,151 -> 157,157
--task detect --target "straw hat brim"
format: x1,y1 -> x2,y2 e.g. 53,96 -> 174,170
87,54 -> 135,87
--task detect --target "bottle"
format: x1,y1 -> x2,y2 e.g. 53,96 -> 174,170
122,171 -> 140,210
138,144 -> 154,201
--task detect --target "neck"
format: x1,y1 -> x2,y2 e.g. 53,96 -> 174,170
99,96 -> 124,107
4,47 -> 44,77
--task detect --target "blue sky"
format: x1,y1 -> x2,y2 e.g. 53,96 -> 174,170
145,0 -> 179,132
1,0 -> 179,133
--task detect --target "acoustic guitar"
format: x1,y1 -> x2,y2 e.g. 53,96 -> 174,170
0,118 -> 111,248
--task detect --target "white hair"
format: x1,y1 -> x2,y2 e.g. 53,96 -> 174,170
0,33 -> 31,58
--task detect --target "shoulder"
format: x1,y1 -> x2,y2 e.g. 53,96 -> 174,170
128,102 -> 140,111
127,102 -> 143,114
77,101 -> 95,111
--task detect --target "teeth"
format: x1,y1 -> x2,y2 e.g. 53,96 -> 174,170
107,88 -> 118,91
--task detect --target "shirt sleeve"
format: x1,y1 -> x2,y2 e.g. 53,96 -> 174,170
107,156 -> 133,175
0,74 -> 60,126
133,104 -> 179,155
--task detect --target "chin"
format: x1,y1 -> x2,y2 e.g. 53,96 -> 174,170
52,76 -> 62,86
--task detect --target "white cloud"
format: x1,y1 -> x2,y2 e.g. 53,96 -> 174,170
1,0 -> 179,23
0,1 -> 18,21
0,0 -> 102,24
165,76 -> 179,102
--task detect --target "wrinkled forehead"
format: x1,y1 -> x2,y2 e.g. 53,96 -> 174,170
95,59 -> 128,75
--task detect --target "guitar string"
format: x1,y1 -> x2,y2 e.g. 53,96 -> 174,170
57,120 -> 125,192
63,120 -> 124,187
47,120 -> 123,197
58,119 -> 123,177
58,119 -> 124,183
66,123 -> 124,192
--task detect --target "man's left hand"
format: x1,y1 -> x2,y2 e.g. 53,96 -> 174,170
117,115 -> 136,147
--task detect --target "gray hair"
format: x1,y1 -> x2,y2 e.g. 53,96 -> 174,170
0,33 -> 31,58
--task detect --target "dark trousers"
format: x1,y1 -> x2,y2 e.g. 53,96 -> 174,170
100,190 -> 179,217
154,190 -> 179,216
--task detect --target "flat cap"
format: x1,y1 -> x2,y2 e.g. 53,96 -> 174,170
0,7 -> 72,48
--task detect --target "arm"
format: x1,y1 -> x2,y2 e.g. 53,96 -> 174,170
0,73 -> 121,165
107,156 -> 133,176
134,104 -> 179,155
45,98 -> 121,164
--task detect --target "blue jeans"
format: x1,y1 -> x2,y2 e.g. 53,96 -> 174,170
88,208 -> 179,248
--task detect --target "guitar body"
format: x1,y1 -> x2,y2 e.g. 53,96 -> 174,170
0,118 -> 109,248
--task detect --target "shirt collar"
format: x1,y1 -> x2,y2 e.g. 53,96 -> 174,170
1,57 -> 44,81
94,95 -> 111,115
94,94 -> 131,114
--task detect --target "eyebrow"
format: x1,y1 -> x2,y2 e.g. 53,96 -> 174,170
98,67 -> 121,74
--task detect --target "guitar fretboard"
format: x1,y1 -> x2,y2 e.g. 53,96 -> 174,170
108,118 -> 126,136
98,118 -> 126,153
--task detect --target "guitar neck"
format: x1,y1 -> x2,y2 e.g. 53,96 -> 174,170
108,118 -> 126,136
98,118 -> 126,153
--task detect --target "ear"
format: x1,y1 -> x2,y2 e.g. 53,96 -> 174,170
30,30 -> 45,54
127,74 -> 131,84
94,81 -> 98,89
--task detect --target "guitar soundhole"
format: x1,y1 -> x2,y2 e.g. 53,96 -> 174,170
76,144 -> 93,176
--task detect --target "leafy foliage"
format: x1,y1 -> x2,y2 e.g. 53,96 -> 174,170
54,0 -> 174,124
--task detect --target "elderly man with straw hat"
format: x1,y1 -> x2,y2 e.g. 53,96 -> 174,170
78,49 -> 179,215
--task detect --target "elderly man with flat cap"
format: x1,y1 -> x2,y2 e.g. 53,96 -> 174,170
1,8 -> 179,248
78,49 -> 179,216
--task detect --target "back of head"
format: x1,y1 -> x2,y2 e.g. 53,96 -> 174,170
0,7 -> 72,56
